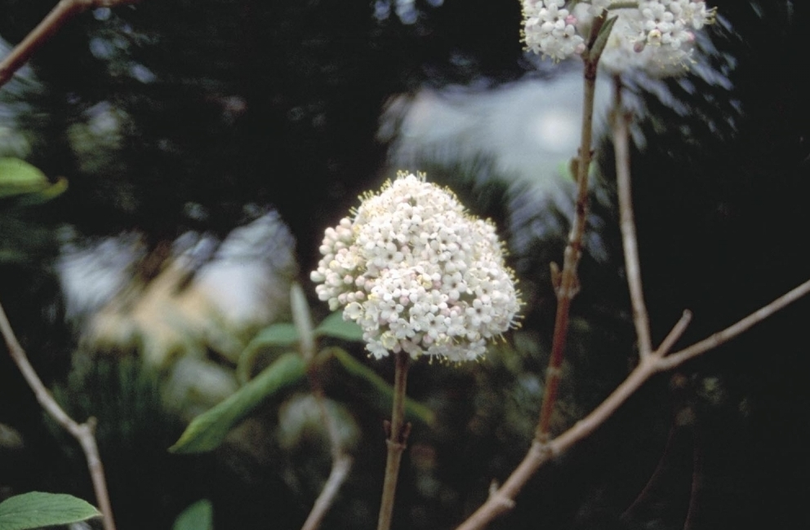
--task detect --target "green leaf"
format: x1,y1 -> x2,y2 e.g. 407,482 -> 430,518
170,353 -> 306,454
236,323 -> 301,383
315,312 -> 364,342
589,15 -> 619,62
245,323 -> 300,349
0,492 -> 100,530
290,282 -> 316,360
172,499 -> 213,530
0,158 -> 66,202
328,349 -> 435,425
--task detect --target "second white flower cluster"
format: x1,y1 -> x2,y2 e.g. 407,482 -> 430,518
522,0 -> 715,74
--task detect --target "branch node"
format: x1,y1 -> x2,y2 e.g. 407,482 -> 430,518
550,262 -> 561,291
537,441 -> 554,459
497,495 -> 516,510
488,479 -> 499,498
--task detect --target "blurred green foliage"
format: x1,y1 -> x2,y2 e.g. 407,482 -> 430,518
172,499 -> 213,530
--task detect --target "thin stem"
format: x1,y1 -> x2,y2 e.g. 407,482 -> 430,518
377,351 -> 411,530
534,56 -> 599,443
654,310 -> 692,357
301,453 -> 353,530
299,374 -> 354,530
612,75 -> 653,357
0,302 -> 116,530
0,0 -> 138,88
291,284 -> 354,530
609,1 -> 640,9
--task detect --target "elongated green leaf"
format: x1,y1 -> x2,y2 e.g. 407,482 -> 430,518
247,323 -> 300,348
0,492 -> 100,530
291,282 -> 316,360
315,311 -> 363,342
590,15 -> 619,62
170,353 -> 306,454
172,499 -> 213,530
328,349 -> 435,425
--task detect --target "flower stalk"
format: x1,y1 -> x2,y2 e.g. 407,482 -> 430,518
376,351 -> 411,530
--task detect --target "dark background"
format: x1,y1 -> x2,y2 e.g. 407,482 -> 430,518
1,1 -> 808,529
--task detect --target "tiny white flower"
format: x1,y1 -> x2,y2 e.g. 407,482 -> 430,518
345,301 -> 363,320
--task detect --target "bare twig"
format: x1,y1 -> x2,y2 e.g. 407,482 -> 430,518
656,310 -> 693,356
456,279 -> 810,529
0,0 -> 139,88
657,277 -> 810,371
0,301 -> 116,530
612,75 -> 653,356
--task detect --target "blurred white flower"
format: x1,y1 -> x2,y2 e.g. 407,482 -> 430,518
311,172 -> 521,362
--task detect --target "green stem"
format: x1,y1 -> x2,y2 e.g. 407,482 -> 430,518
376,351 -> 411,530
608,2 -> 639,10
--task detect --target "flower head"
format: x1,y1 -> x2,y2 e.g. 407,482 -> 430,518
311,172 -> 521,362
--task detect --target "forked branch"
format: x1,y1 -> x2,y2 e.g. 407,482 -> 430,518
456,277 -> 810,529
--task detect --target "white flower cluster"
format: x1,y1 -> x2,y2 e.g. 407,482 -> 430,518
522,0 -> 716,75
522,0 -> 585,62
311,173 -> 521,363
